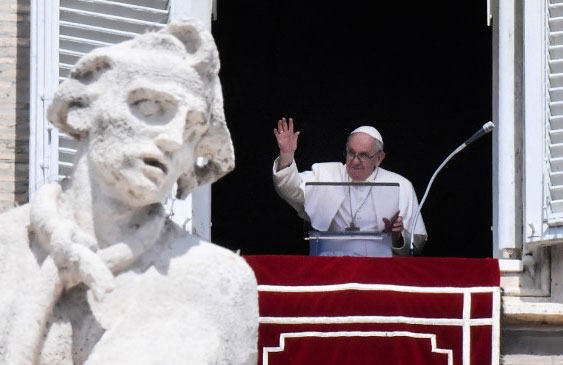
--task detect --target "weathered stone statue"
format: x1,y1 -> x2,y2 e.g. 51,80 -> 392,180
0,19 -> 258,364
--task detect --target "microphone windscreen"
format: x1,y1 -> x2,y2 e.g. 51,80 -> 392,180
483,121 -> 495,132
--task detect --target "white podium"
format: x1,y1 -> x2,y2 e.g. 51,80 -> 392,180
304,181 -> 398,257
307,231 -> 393,257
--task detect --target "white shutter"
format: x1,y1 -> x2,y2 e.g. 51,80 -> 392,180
547,0 -> 563,224
55,0 -> 169,180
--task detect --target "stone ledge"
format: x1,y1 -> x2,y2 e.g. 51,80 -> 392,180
503,296 -> 563,324
499,259 -> 523,272
502,354 -> 563,364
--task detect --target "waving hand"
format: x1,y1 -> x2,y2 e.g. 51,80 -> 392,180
273,117 -> 300,170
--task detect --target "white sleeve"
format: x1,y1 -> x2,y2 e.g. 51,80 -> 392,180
272,157 -> 309,218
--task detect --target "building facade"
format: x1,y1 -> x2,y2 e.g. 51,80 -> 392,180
0,0 -> 29,212
2,0 -> 563,363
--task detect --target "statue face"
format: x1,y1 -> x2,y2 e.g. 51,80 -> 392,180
85,57 -> 208,206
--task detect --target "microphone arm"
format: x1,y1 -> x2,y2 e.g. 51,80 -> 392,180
408,121 -> 495,256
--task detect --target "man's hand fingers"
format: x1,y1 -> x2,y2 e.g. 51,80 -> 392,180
278,118 -> 285,132
393,217 -> 403,230
277,117 -> 295,134
381,215 -> 403,233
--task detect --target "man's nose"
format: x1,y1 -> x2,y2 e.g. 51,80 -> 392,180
350,155 -> 362,164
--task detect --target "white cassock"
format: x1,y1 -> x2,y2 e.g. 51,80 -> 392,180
272,157 -> 427,256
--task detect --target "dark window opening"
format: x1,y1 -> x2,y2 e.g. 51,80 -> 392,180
211,0 -> 493,258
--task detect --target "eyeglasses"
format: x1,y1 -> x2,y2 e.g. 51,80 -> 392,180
344,149 -> 378,162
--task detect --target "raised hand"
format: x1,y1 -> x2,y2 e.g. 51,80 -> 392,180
273,117 -> 300,170
274,117 -> 299,154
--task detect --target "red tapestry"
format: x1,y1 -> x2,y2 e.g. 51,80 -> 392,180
244,255 -> 500,365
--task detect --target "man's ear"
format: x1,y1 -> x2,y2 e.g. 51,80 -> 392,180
377,151 -> 386,165
47,54 -> 112,139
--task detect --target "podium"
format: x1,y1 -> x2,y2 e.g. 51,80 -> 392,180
304,181 -> 400,257
307,231 -> 393,257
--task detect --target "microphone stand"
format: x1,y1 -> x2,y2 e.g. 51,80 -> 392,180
408,122 -> 495,256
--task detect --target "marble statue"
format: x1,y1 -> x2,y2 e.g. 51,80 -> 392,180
0,18 -> 258,364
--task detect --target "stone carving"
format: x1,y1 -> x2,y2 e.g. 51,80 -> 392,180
0,19 -> 258,364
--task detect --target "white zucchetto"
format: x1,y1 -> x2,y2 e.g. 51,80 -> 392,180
350,126 -> 383,146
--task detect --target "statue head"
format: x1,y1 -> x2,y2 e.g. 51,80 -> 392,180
47,18 -> 234,206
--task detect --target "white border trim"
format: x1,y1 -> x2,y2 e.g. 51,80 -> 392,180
258,284 -> 501,365
262,331 -> 453,365
258,283 -> 498,294
463,292 -> 471,364
491,288 -> 501,365
260,316 -> 493,327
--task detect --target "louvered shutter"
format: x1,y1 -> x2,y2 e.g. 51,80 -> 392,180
56,0 -> 169,180
30,0 -> 214,238
548,0 -> 563,224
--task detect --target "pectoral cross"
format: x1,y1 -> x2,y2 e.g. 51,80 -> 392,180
345,222 -> 360,232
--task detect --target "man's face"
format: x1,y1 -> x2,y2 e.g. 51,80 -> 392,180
345,132 -> 385,181
84,56 -> 208,206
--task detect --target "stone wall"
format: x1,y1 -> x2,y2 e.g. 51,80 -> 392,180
0,0 -> 30,212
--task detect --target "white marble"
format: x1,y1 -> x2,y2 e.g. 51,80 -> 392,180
0,18 -> 258,365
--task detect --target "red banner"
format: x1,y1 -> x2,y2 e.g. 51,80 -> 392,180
245,256 -> 500,365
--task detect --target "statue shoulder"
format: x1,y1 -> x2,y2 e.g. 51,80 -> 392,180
154,228 -> 257,289
0,203 -> 31,236
0,204 -> 39,264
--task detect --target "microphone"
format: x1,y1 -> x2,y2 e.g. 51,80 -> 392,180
408,121 -> 495,256
463,121 -> 495,148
